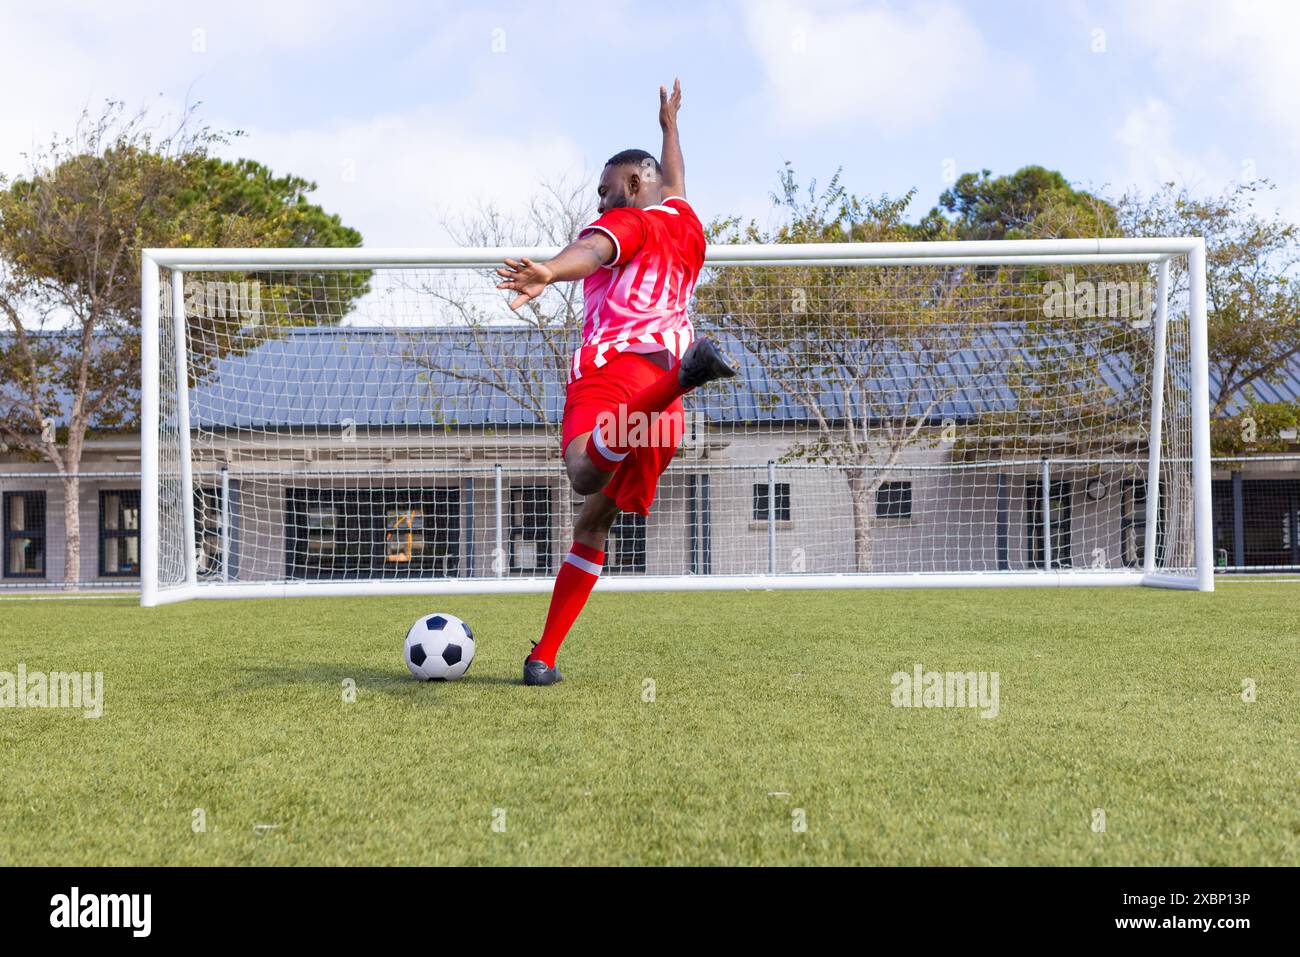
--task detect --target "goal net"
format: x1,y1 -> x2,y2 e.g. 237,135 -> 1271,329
140,239 -> 1212,604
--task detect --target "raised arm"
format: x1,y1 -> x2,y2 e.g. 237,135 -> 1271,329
659,78 -> 685,198
495,232 -> 615,311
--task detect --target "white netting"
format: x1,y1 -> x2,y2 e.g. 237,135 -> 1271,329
148,249 -> 1200,595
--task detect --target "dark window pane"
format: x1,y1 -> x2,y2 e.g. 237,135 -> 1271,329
4,492 -> 47,578
99,489 -> 141,578
1025,479 -> 1073,570
509,486 -> 552,574
876,481 -> 913,519
1120,479 -> 1148,568
752,483 -> 791,521
607,512 -> 647,574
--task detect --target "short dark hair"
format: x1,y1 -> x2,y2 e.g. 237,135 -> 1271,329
605,149 -> 661,174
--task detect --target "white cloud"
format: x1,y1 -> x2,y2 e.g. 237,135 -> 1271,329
742,0 -> 1026,136
0,1 -> 366,177
1120,0 -> 1300,154
1114,0 -> 1300,215
0,1 -> 591,244
1112,98 -> 1233,194
236,111 -> 587,246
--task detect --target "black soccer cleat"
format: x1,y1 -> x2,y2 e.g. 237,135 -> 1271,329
523,656 -> 564,686
678,337 -> 738,389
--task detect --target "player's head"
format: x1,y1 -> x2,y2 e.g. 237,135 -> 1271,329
598,149 -> 663,213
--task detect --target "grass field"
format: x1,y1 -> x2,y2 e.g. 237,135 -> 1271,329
1,582 -> 1297,866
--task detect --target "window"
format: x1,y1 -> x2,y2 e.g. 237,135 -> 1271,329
1025,479 -> 1072,569
285,487 -> 460,579
606,512 -> 647,574
4,491 -> 46,578
752,482 -> 791,522
303,501 -> 343,571
100,489 -> 141,577
1120,480 -> 1147,568
1212,477 -> 1300,568
876,481 -> 913,519
509,486 -> 552,574
194,485 -> 226,579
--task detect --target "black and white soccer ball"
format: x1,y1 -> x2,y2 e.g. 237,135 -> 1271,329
404,613 -> 475,681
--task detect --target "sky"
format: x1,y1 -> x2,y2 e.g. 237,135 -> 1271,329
1,0 -> 1297,247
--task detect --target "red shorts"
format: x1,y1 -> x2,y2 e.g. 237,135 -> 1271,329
562,351 -> 685,516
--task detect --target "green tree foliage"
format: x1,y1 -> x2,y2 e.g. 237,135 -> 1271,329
0,102 -> 366,583
177,157 -> 369,346
1213,400 -> 1299,455
697,166 -> 1001,571
915,168 -> 1189,470
1119,179 -> 1300,452
922,164 -> 1118,240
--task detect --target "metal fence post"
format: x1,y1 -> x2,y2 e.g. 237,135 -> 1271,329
767,459 -> 777,575
1231,470 -> 1244,568
220,465 -> 230,583
494,464 -> 504,578
1041,457 -> 1053,570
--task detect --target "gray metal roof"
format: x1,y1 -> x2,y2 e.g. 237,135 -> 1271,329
189,324 -> 1297,429
4,325 -> 1297,431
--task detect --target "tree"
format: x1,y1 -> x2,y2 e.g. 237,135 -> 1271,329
1118,179 -> 1300,454
919,167 -> 1159,482
0,102 -> 365,585
407,174 -> 592,442
696,167 -> 999,572
920,164 -> 1118,241
395,175 -> 594,555
1212,400 -> 1298,455
179,157 -> 370,347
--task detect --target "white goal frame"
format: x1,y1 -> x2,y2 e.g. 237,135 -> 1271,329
140,238 -> 1213,605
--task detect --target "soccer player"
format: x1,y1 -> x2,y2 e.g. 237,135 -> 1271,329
496,79 -> 736,686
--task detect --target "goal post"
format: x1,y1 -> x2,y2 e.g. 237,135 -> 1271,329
139,238 -> 1212,605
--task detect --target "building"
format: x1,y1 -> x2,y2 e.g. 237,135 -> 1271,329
3,326 -> 1299,588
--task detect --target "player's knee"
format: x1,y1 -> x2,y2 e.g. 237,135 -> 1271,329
565,447 -> 609,496
567,460 -> 601,496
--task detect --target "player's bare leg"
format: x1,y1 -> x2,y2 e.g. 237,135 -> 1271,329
571,490 -> 621,549
523,491 -> 621,686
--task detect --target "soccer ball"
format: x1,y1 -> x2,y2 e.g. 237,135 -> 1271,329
404,613 -> 476,681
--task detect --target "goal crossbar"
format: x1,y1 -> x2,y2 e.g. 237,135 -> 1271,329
145,237 -> 1200,270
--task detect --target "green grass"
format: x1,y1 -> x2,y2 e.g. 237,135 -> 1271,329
1,583 -> 1297,866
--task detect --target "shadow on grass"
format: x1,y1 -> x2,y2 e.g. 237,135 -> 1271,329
232,662 -> 522,696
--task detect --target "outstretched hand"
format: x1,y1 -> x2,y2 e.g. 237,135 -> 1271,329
495,257 -> 554,311
659,77 -> 681,129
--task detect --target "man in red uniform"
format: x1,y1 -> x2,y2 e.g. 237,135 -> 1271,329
496,79 -> 736,685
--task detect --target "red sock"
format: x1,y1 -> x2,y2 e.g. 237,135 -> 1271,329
529,542 -> 604,667
585,365 -> 688,472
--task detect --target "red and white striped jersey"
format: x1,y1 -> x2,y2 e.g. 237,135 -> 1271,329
571,196 -> 706,381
